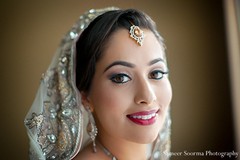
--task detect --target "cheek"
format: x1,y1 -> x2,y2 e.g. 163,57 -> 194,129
89,82 -> 129,118
154,79 -> 172,135
89,83 -> 131,136
157,79 -> 172,110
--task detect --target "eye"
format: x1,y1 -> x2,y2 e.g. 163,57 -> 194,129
110,73 -> 132,84
149,70 -> 168,80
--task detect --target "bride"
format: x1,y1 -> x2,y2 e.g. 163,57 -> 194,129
25,7 -> 172,160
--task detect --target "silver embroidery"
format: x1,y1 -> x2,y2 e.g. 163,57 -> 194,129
25,113 -> 44,129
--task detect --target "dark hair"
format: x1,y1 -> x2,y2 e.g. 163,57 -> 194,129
76,9 -> 164,92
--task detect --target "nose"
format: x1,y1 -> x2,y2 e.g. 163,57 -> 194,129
134,78 -> 157,106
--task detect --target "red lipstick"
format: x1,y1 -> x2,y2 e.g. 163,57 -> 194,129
127,109 -> 159,126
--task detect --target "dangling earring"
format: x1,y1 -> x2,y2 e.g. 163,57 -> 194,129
86,106 -> 98,153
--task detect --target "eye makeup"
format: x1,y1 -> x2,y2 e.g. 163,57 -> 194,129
109,73 -> 132,84
149,70 -> 169,80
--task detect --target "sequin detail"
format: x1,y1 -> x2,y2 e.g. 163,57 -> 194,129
25,113 -> 44,129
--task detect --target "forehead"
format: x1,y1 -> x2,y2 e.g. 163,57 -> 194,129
101,29 -> 165,63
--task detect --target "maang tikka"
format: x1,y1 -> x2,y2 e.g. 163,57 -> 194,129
86,107 -> 98,153
129,23 -> 144,46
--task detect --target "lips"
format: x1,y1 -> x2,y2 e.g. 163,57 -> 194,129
127,109 -> 159,126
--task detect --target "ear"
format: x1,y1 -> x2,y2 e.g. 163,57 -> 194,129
80,91 -> 93,111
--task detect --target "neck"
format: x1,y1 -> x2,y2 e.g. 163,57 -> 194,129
97,133 -> 148,160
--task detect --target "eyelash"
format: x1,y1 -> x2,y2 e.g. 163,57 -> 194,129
149,70 -> 169,80
110,73 -> 131,84
109,70 -> 169,84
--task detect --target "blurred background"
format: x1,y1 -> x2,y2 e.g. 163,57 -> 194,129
0,0 -> 239,159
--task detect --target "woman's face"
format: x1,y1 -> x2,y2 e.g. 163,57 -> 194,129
85,29 -> 172,144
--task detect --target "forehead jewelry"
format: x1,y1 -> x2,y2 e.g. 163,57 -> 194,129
129,24 -> 144,46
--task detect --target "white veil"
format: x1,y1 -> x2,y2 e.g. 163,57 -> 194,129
24,7 -> 171,160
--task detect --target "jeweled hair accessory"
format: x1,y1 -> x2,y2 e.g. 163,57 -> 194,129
129,24 -> 144,46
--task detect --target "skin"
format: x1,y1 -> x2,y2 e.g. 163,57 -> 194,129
74,29 -> 172,160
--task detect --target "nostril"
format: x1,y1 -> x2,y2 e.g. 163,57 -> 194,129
135,94 -> 156,106
140,100 -> 147,104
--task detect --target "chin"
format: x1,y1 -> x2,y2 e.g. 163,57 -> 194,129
126,128 -> 160,144
123,115 -> 166,144
142,131 -> 160,144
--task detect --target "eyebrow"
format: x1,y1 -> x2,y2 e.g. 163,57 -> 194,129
103,58 -> 165,73
148,58 -> 165,65
104,61 -> 135,72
